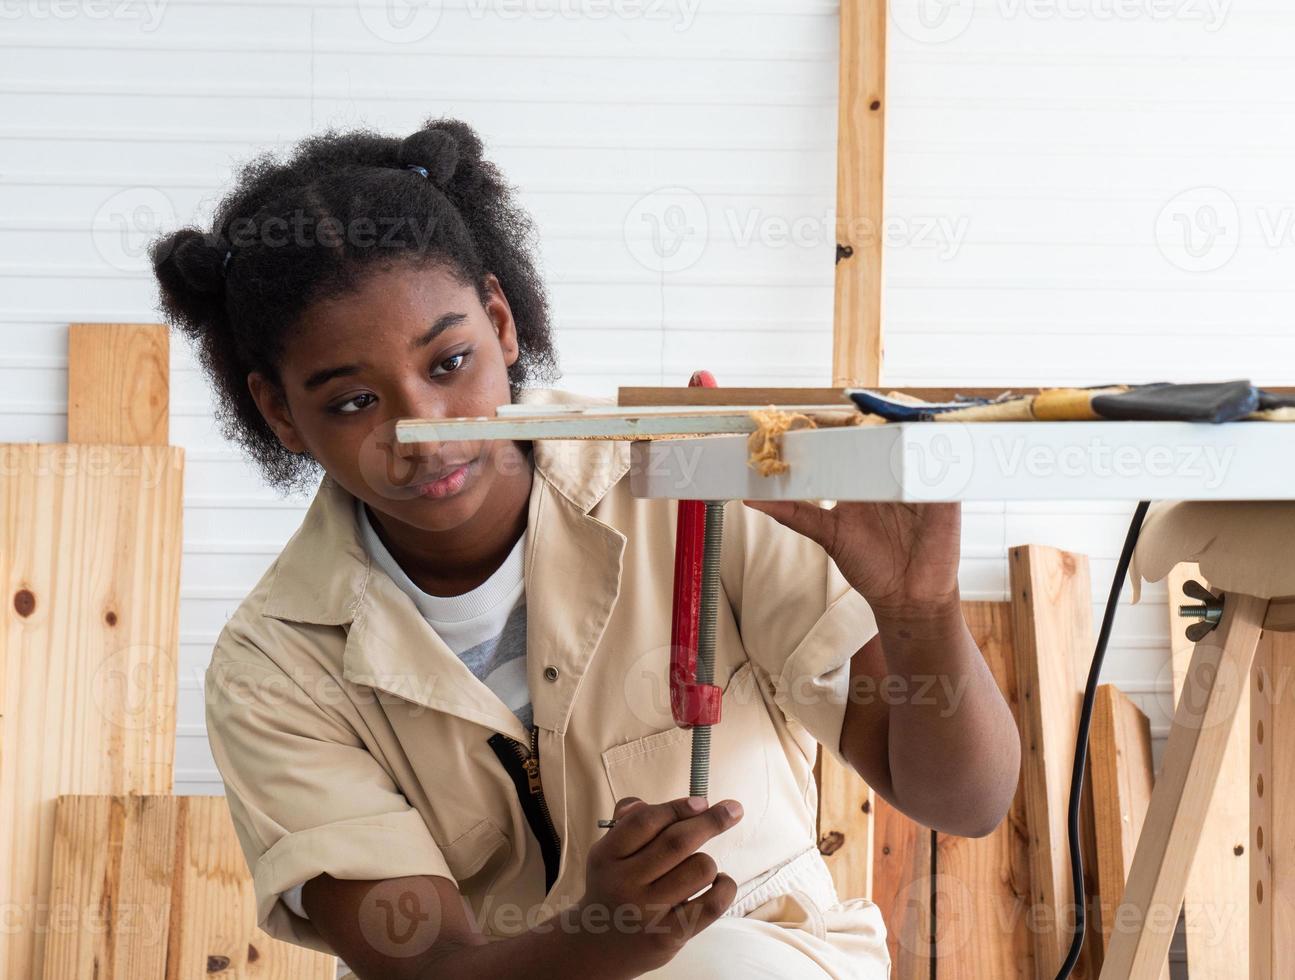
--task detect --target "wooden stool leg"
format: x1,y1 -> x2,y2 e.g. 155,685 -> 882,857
1100,593 -> 1269,980
1251,627 -> 1295,978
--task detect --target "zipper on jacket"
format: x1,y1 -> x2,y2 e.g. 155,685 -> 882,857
488,724 -> 562,894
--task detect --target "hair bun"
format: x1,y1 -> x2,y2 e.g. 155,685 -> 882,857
397,119 -> 484,192
399,128 -> 459,189
152,228 -> 228,298
149,227 -> 230,343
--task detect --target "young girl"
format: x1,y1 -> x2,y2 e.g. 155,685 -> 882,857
151,118 -> 1020,980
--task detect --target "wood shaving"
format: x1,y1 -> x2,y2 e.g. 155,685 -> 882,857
745,407 -> 819,476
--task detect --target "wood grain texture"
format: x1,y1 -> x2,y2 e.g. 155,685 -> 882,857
1009,545 -> 1097,979
1262,595 -> 1295,631
42,796 -> 336,980
815,749 -> 874,903
1166,562 -> 1250,975
621,386 -> 857,407
832,0 -> 887,388
0,443 -> 184,978
1250,628 -> 1295,980
935,601 -> 1034,980
1100,592 -> 1268,979
871,796 -> 931,979
618,386 -> 1107,407
1088,685 -> 1166,978
67,323 -> 169,446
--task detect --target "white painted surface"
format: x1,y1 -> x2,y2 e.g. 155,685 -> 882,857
629,420 -> 1295,501
2,2 -> 1288,820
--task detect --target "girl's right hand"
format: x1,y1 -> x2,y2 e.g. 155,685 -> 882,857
576,795 -> 744,976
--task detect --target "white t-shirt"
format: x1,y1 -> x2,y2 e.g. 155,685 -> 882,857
281,499 -> 529,922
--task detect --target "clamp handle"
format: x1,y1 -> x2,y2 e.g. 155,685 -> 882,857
668,370 -> 722,728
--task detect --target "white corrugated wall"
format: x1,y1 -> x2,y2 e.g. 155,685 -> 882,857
2,3 -> 1285,946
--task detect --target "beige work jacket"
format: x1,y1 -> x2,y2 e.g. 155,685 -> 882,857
205,387 -> 886,967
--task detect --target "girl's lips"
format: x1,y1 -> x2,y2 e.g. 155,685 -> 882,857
412,460 -> 473,499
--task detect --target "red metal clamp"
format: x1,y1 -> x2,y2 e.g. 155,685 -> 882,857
668,370 -> 722,728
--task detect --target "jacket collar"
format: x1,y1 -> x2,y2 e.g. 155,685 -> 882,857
259,388 -> 630,735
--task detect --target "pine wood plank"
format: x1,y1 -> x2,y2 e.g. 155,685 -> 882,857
1263,596 -> 1295,631
832,0 -> 887,387
619,386 -> 1295,408
1009,545 -> 1097,978
1088,685 -> 1167,978
43,796 -> 336,980
935,601 -> 1034,980
815,750 -> 874,904
621,387 -> 858,407
1,322 -> 184,977
0,443 -> 184,978
620,386 -> 1053,407
396,406 -> 861,443
67,323 -> 170,446
871,797 -> 931,979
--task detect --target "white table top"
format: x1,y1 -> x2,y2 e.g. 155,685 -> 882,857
628,421 -> 1295,502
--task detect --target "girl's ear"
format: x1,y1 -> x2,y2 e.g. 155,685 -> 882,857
247,371 -> 309,454
482,273 -> 520,368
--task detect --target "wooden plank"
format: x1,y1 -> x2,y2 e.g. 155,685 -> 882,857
1,322 -> 183,977
1166,562 -> 1250,974
0,444 -> 184,978
43,796 -> 336,979
871,797 -> 932,979
396,406 -> 861,443
621,386 -> 1295,408
1101,592 -> 1267,978
832,0 -> 887,387
1009,545 -> 1096,978
67,323 -> 169,446
1262,595 -> 1295,632
1088,685 -> 1167,978
935,601 -> 1034,980
620,387 -> 857,407
498,402 -> 860,418
815,750 -> 874,904
1251,628 -> 1295,979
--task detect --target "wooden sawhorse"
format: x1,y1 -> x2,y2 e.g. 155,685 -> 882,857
1102,501 -> 1295,978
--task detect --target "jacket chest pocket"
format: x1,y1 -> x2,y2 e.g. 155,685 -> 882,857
437,817 -> 511,886
600,661 -> 784,882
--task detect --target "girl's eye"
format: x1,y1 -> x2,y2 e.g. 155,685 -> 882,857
332,392 -> 376,415
328,352 -> 469,415
433,352 -> 469,376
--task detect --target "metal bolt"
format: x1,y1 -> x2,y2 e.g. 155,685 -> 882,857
1179,603 -> 1223,624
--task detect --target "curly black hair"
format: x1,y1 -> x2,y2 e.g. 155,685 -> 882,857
150,117 -> 560,495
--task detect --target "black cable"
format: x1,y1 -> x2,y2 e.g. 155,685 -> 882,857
1054,499 -> 1152,980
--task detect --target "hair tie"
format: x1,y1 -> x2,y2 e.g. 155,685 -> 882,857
406,164 -> 430,179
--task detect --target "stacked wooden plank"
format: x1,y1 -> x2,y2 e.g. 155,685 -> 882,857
43,796 -> 334,980
0,324 -> 334,978
1089,685 -> 1166,979
0,324 -> 182,978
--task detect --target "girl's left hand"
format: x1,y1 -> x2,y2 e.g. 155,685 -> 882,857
741,499 -> 962,619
